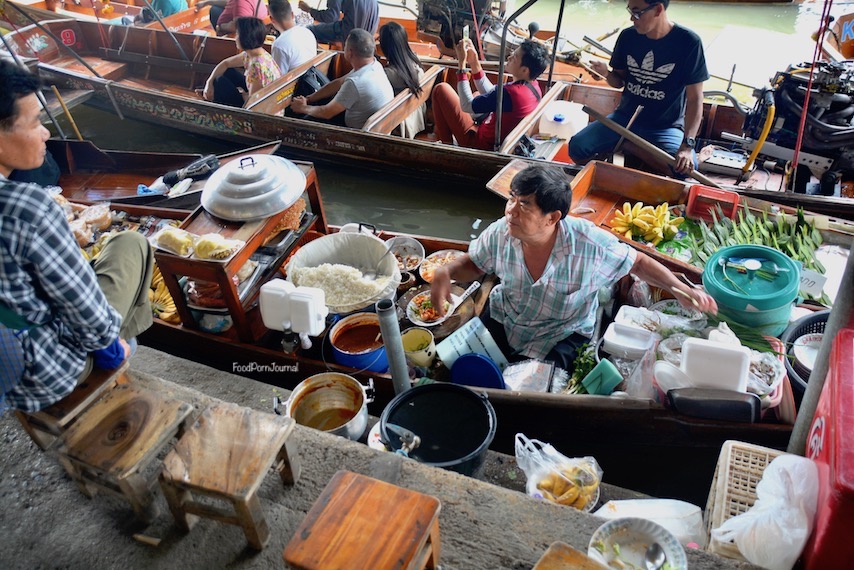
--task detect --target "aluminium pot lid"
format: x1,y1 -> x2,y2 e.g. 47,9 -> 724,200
201,154 -> 305,222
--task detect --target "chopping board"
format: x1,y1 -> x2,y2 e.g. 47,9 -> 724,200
533,541 -> 609,570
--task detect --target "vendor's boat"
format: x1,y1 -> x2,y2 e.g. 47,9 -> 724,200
47,137 -> 851,506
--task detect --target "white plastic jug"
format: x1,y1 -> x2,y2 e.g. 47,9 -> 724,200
538,100 -> 587,140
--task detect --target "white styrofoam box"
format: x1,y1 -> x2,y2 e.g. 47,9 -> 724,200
602,322 -> 660,360
680,337 -> 750,392
260,279 -> 328,336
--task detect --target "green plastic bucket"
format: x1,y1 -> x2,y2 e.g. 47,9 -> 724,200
702,245 -> 800,337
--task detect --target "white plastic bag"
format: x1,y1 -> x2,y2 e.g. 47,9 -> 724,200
711,455 -> 819,570
514,433 -> 602,511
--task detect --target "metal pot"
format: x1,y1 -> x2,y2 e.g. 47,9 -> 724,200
278,373 -> 374,440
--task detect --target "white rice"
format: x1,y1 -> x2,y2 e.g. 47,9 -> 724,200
291,263 -> 389,308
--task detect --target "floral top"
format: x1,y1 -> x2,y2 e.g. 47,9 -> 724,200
244,51 -> 281,92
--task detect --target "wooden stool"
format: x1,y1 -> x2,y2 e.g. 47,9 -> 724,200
159,403 -> 301,550
52,384 -> 193,523
15,361 -> 130,450
283,470 -> 441,570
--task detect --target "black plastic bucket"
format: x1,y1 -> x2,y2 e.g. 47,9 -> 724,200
379,383 -> 497,476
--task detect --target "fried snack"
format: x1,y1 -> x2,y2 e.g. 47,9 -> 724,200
263,198 -> 307,245
194,233 -> 240,260
535,464 -> 600,511
78,204 -> 113,231
69,219 -> 94,247
236,259 -> 258,282
52,193 -> 75,222
156,228 -> 194,256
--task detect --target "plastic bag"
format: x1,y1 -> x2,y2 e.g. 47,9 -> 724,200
657,333 -> 689,367
711,455 -> 819,570
515,433 -> 602,512
623,341 -> 657,399
747,352 -> 785,397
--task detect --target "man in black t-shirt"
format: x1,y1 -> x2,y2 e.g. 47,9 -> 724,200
569,0 -> 708,175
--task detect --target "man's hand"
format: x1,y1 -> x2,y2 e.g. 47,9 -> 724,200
673,284 -> 718,314
589,59 -> 608,78
430,267 -> 454,318
119,338 -> 132,360
291,95 -> 309,114
454,39 -> 468,70
674,146 -> 694,175
199,80 -> 214,101
298,1 -> 312,12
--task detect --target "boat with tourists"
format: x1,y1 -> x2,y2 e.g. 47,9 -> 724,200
46,135 -> 852,504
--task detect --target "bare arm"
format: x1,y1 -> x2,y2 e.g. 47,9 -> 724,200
629,253 -> 717,313
290,96 -> 346,119
674,81 -> 704,174
590,60 -> 625,89
430,254 -> 484,317
201,53 -> 245,100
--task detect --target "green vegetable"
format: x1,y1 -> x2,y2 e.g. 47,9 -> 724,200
612,543 -> 622,556
566,344 -> 596,394
593,539 -> 606,553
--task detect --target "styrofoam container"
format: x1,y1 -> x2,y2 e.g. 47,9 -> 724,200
680,337 -> 750,392
602,322 -> 659,360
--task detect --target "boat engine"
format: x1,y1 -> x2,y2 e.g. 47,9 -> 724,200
416,0 -> 495,52
744,60 -> 854,194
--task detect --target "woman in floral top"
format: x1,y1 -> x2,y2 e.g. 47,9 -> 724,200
200,17 -> 281,108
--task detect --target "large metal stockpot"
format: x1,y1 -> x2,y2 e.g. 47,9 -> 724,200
281,373 -> 374,440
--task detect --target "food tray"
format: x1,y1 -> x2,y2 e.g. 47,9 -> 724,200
705,440 -> 786,561
149,227 -> 197,257
190,238 -> 245,263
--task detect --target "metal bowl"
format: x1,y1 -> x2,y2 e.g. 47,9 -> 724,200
201,154 -> 305,221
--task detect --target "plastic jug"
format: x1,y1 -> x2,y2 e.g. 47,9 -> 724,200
538,100 -> 587,140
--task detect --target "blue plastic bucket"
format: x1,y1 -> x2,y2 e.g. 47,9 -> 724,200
703,245 -> 800,337
329,312 -> 389,373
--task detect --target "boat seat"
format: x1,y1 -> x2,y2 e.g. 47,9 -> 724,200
245,50 -> 337,115
283,470 -> 441,569
52,55 -> 130,81
159,403 -> 301,550
362,65 -> 443,136
14,360 -> 130,451
52,384 -> 193,523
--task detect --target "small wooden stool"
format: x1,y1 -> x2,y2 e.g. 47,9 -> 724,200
159,403 -> 301,550
52,384 -> 193,523
283,470 -> 441,570
15,361 -> 129,450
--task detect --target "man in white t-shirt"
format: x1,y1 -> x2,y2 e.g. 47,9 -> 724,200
269,0 -> 317,74
290,28 -> 392,128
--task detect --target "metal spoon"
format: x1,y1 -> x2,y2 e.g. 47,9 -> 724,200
363,247 -> 396,281
644,542 -> 667,570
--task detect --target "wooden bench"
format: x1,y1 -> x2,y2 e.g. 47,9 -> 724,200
53,384 -> 193,523
245,51 -> 337,116
159,403 -> 301,550
362,64 -> 443,136
14,361 -> 130,451
283,470 -> 441,569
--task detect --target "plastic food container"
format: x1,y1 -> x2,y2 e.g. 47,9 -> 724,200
680,337 -> 750,392
702,245 -> 801,337
602,322 -> 659,360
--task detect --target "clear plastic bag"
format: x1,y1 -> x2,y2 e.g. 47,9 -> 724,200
711,455 -> 819,570
623,342 -> 657,399
514,433 -> 603,512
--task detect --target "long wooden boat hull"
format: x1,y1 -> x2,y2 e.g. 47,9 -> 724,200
44,138 -> 802,505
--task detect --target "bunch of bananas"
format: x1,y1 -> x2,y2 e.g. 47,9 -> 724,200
610,202 -> 684,246
149,265 -> 181,324
535,464 -> 600,511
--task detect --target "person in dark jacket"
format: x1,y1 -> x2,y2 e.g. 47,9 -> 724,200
297,0 -> 378,44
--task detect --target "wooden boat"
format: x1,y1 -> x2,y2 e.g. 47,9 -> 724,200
46,137 -> 836,506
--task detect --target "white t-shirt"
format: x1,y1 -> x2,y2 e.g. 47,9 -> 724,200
271,26 -> 317,74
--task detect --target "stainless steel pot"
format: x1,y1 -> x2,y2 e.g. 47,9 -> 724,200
278,373 -> 374,440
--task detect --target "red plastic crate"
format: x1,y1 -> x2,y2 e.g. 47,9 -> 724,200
686,185 -> 740,222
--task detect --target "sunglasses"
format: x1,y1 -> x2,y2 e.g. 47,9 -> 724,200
626,2 -> 661,21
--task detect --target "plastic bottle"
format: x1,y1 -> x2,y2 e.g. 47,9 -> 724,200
538,100 -> 587,141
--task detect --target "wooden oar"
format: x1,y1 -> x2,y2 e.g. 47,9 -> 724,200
581,105 -> 723,189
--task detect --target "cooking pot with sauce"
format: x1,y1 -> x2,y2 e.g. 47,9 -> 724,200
283,373 -> 374,440
329,312 -> 389,373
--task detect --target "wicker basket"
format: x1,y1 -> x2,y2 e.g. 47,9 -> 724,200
705,440 -> 787,560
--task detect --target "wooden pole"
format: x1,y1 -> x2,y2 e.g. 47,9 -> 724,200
50,86 -> 84,141
581,105 -> 723,189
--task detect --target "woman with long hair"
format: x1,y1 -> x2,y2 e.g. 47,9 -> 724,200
378,21 -> 426,138
200,17 -> 281,108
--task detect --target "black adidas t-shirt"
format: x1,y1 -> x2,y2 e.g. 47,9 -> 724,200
611,23 -> 709,129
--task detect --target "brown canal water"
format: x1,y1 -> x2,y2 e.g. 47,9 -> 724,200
55,106 -> 505,242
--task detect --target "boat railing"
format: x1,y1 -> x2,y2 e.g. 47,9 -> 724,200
245,50 -> 338,115
499,81 -> 569,155
362,64 -> 443,136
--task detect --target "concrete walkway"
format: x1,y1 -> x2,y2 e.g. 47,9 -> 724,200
0,346 -> 758,569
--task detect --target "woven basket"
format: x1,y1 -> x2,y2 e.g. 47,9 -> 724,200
705,440 -> 787,560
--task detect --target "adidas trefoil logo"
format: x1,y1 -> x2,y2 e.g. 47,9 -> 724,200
627,51 -> 674,85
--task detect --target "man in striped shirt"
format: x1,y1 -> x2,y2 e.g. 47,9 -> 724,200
430,164 -> 716,371
0,61 -> 154,411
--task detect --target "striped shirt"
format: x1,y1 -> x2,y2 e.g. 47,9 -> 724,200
0,176 -> 120,412
468,216 -> 637,360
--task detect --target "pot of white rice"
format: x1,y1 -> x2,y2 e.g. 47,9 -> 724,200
286,232 -> 401,314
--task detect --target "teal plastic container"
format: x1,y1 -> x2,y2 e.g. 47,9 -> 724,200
702,245 -> 801,337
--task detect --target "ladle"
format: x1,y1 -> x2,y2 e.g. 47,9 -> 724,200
644,541 -> 667,570
363,247 -> 396,281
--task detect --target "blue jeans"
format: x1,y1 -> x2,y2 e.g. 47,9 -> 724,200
569,110 -> 697,175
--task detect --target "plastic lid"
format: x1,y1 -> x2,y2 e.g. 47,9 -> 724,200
702,245 -> 800,311
553,113 -> 566,122
451,353 -> 506,389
